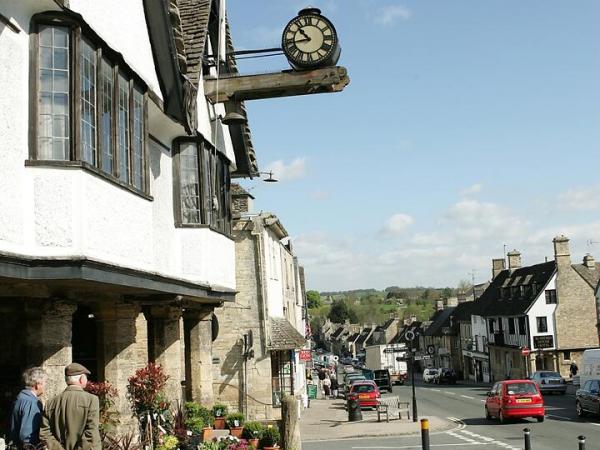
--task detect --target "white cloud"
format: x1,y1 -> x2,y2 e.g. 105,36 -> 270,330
557,186 -> 600,211
264,157 -> 307,182
373,5 -> 411,25
460,183 -> 483,196
310,190 -> 330,201
379,213 -> 414,237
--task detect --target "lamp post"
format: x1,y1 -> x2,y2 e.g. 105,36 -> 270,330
258,171 -> 278,182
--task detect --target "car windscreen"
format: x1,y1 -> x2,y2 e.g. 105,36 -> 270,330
353,384 -> 375,393
506,383 -> 538,395
539,372 -> 561,378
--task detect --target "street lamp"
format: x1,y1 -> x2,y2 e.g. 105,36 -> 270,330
259,171 -> 278,182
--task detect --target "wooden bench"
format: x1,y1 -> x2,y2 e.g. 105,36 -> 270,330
376,396 -> 411,422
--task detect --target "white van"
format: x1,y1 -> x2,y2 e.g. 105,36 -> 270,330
580,349 -> 600,388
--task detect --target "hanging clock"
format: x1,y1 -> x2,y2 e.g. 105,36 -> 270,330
281,7 -> 341,70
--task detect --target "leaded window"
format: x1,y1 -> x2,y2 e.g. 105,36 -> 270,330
31,14 -> 148,194
174,138 -> 232,234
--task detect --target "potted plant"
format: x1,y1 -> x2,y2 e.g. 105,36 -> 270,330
225,412 -> 245,438
212,403 -> 228,430
259,424 -> 280,450
242,421 -> 264,448
185,402 -> 214,442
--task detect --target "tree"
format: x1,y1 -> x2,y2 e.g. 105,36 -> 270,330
457,279 -> 473,294
328,299 -> 358,323
306,290 -> 322,309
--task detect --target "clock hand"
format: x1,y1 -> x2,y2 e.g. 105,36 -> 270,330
298,28 -> 311,40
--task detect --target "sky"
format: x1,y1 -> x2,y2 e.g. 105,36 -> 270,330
226,1 -> 600,292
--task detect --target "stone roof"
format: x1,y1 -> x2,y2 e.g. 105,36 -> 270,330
355,328 -> 372,346
572,262 -> 600,288
423,307 -> 456,337
231,183 -> 254,198
269,318 -> 306,350
177,0 -> 211,88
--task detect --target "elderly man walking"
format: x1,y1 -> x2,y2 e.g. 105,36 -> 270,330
9,367 -> 47,449
39,363 -> 101,450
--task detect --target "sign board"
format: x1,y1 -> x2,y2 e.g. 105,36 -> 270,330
299,349 -> 312,362
521,346 -> 530,357
383,348 -> 405,353
415,355 -> 432,361
405,330 -> 416,341
426,345 -> 436,355
533,335 -> 554,349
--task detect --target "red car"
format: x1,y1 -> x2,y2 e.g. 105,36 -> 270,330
347,381 -> 381,408
485,380 -> 545,423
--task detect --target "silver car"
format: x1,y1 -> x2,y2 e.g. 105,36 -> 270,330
530,371 -> 567,394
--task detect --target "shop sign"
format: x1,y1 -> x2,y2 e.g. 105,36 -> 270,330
299,349 -> 312,361
533,335 -> 554,349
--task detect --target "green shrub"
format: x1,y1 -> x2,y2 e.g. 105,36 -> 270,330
241,421 -> 264,439
225,412 -> 245,428
212,403 -> 229,418
259,424 -> 280,447
184,402 -> 214,432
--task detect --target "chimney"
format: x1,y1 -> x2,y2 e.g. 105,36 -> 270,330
492,258 -> 506,279
584,253 -> 595,269
553,235 -> 571,270
231,183 -> 254,215
446,297 -> 458,307
435,299 -> 444,311
507,250 -> 521,272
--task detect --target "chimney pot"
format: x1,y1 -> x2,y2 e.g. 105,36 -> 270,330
492,258 -> 506,279
507,250 -> 521,272
584,253 -> 595,269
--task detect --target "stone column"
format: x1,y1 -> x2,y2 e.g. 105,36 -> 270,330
184,308 -> 214,405
24,300 -> 77,401
95,300 -> 148,430
146,305 -> 183,406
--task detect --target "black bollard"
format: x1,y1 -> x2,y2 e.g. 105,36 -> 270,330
523,428 -> 531,450
578,435 -> 586,450
347,398 -> 363,422
421,419 -> 430,450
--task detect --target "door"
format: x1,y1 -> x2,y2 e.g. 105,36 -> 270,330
591,380 -> 600,415
488,383 -> 501,416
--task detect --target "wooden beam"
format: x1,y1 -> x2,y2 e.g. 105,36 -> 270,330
204,66 -> 350,103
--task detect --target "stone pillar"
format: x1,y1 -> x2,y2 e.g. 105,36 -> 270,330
95,300 -> 148,430
184,308 -> 214,405
24,300 -> 77,401
146,306 -> 183,405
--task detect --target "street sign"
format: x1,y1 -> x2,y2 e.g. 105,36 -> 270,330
383,348 -> 405,353
405,330 -> 416,341
426,345 -> 436,356
299,349 -> 312,361
414,355 -> 432,361
521,346 -> 530,357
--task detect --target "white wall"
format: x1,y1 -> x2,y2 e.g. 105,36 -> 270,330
528,274 -> 558,350
471,315 -> 488,353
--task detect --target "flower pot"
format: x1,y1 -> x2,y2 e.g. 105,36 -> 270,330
248,438 -> 259,448
202,427 -> 213,442
229,426 -> 243,438
262,446 -> 279,450
214,416 -> 225,429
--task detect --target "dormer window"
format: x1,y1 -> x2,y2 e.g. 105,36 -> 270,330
30,13 -> 148,195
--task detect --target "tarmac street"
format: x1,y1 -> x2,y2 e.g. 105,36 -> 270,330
303,380 -> 600,450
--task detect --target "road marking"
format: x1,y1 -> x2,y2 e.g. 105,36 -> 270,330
589,422 -> 600,427
430,388 -> 441,392
352,444 -> 483,449
444,392 -> 456,395
547,414 -> 573,420
460,394 -> 475,399
480,399 -> 486,402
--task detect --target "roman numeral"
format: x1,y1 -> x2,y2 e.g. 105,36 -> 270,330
306,16 -> 314,26
307,52 -> 314,62
323,34 -> 334,42
321,43 -> 332,52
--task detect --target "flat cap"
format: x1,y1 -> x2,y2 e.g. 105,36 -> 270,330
65,363 -> 91,376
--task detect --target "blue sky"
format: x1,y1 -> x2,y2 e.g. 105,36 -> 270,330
227,1 -> 600,292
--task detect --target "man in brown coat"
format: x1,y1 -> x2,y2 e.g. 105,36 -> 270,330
39,363 -> 101,450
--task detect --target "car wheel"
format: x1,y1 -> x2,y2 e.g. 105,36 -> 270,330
576,401 -> 586,418
537,416 -> 545,423
499,410 -> 506,424
485,406 -> 492,420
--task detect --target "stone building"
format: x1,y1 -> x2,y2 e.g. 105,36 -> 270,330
0,0 -> 260,429
212,186 -> 307,420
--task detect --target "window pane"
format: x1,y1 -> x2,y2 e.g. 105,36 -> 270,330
202,147 -> 213,225
99,59 -> 113,173
117,73 -> 130,182
132,87 -> 144,189
180,143 -> 200,224
38,25 -> 69,160
80,40 -> 96,165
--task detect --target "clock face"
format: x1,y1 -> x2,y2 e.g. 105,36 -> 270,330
282,13 -> 339,69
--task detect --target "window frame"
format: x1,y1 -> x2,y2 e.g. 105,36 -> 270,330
29,12 -> 150,198
518,316 -> 527,336
172,136 -> 233,237
508,317 -> 515,334
536,316 -> 548,333
545,289 -> 557,304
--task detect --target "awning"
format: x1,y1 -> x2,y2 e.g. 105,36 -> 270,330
269,317 -> 306,350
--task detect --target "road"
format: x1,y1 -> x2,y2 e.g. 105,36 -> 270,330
304,381 -> 599,449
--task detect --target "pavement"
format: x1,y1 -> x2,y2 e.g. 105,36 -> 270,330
300,398 -> 457,442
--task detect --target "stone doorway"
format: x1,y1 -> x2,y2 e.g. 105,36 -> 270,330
72,305 -> 98,380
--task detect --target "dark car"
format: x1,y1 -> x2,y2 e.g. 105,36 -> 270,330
530,371 -> 566,395
373,369 -> 393,393
436,368 -> 458,384
576,379 -> 600,417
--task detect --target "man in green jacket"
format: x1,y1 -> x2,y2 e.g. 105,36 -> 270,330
39,363 -> 101,450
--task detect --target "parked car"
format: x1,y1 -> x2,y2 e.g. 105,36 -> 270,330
576,379 -> 600,417
373,369 -> 393,393
423,368 -> 439,383
347,381 -> 381,408
530,371 -> 567,395
436,368 -> 458,385
343,374 -> 367,397
485,380 -> 545,423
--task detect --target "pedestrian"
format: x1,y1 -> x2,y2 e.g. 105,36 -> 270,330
570,361 -> 579,378
317,368 -> 326,398
39,363 -> 101,450
323,375 -> 331,398
9,367 -> 47,450
330,376 -> 339,399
